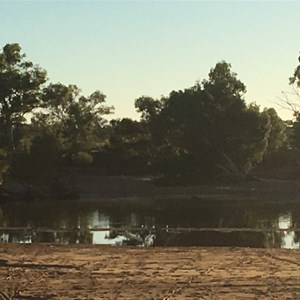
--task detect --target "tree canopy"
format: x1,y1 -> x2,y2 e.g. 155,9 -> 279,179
0,43 -> 47,152
289,53 -> 300,87
34,83 -> 113,159
0,43 -> 296,191
135,62 -> 283,181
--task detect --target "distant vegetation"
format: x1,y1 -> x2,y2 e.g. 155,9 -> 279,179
0,43 -> 300,197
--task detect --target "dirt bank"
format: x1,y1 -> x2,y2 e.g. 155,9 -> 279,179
76,175 -> 300,203
3,173 -> 300,204
0,244 -> 300,299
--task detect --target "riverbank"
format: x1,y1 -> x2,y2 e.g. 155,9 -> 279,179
62,174 -> 300,203
0,244 -> 300,299
2,173 -> 300,204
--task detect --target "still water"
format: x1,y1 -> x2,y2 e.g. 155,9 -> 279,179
1,199 -> 300,248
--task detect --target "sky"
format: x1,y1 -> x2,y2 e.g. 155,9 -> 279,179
0,1 -> 299,120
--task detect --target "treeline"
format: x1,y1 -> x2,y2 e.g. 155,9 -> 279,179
0,43 -> 300,191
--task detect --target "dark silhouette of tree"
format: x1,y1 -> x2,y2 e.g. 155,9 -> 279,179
33,83 -> 113,165
11,132 -> 60,185
289,53 -> 300,87
0,43 -> 291,190
94,118 -> 152,174
0,44 -> 47,153
285,53 -> 300,158
135,62 -> 275,182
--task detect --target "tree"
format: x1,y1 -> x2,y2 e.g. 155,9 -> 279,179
92,118 -> 152,175
202,61 -> 246,98
135,96 -> 162,122
33,83 -> 113,164
284,53 -> 300,154
226,104 -> 270,175
289,53 -> 300,87
11,132 -> 60,185
135,62 -> 273,182
275,53 -> 300,118
262,108 -> 287,156
0,148 -> 8,184
0,43 -> 47,153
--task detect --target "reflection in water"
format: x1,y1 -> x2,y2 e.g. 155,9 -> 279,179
0,200 -> 300,248
90,213 -> 126,245
278,214 -> 300,249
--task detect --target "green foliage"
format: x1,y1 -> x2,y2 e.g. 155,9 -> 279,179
135,96 -> 162,121
261,108 -> 287,165
288,54 -> 300,154
33,83 -> 113,158
292,117 -> 300,150
94,118 -> 152,175
0,43 -> 47,153
289,53 -> 300,87
0,42 -> 291,188
72,151 -> 93,167
0,148 -> 9,184
11,132 -> 60,184
135,62 -> 274,181
203,61 -> 246,98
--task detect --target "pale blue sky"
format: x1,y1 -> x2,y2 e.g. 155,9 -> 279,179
0,1 -> 299,120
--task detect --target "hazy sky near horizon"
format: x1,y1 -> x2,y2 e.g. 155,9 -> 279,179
1,1 -> 299,120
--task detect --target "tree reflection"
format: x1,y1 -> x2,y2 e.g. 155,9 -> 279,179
155,229 -> 283,248
0,199 -> 297,248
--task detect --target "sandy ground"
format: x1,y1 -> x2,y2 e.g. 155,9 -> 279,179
0,244 -> 300,299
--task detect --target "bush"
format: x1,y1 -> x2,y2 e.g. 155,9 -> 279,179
72,152 -> 93,167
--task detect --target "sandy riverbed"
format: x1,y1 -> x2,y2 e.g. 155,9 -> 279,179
0,244 -> 300,299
